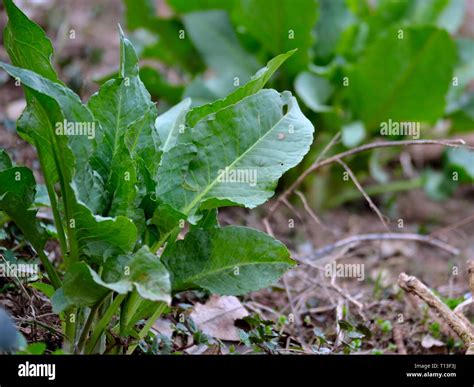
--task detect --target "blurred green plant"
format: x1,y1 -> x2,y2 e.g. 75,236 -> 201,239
123,0 -> 474,207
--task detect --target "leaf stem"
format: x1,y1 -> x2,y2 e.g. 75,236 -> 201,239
76,300 -> 103,354
36,248 -> 61,289
126,303 -> 166,355
85,294 -> 125,354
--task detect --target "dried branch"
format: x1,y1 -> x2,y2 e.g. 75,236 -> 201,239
398,273 -> 474,352
267,138 -> 470,217
336,159 -> 390,232
311,233 -> 460,259
295,190 -> 322,225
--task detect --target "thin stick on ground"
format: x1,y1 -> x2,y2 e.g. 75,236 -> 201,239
311,233 -> 460,259
398,273 -> 474,354
295,190 -> 322,226
336,159 -> 390,232
392,325 -> 407,354
267,138 -> 471,218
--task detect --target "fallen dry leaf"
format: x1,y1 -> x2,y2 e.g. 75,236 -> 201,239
190,295 -> 249,341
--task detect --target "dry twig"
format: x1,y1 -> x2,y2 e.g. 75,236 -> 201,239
267,138 -> 470,217
398,273 -> 474,354
311,233 -> 460,259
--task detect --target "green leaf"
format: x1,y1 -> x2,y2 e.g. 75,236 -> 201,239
58,246 -> 171,309
294,71 -> 334,113
0,167 -> 47,250
60,263 -> 112,309
3,0 -> 59,82
103,246 -> 171,303
29,282 -> 55,298
73,203 -> 137,264
233,0 -> 319,74
190,209 -> 219,230
314,0 -> 356,63
156,98 -> 191,152
349,26 -> 457,131
0,62 -> 103,212
156,89 -> 314,215
186,50 -> 296,127
88,29 -> 159,217
162,226 -> 295,295
149,203 -> 186,243
183,10 -> 260,100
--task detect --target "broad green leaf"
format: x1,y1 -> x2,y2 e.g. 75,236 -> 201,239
186,50 -> 296,127
149,203 -> 186,243
156,98 -> 191,152
3,0 -> 59,83
156,89 -> 314,215
190,209 -> 219,230
103,246 -> 171,303
57,246 -> 171,309
233,0 -> 319,74
88,29 -> 158,218
61,263 -> 112,309
183,10 -> 260,101
446,148 -> 474,182
29,282 -> 55,298
0,167 -> 47,250
0,62 -> 103,212
294,71 -> 334,113
162,226 -> 295,295
314,0 -> 356,63
73,203 -> 137,264
349,26 -> 456,131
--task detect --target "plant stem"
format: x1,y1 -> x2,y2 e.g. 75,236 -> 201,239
85,294 -> 125,354
120,290 -> 141,337
64,307 -> 77,353
150,229 -> 174,254
36,144 -> 68,256
76,301 -> 103,354
36,248 -> 61,289
126,303 -> 166,355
